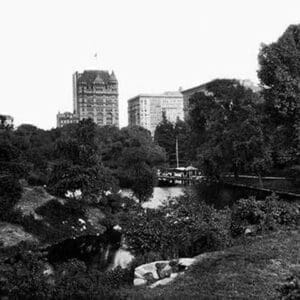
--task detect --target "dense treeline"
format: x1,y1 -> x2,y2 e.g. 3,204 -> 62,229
154,25 -> 300,184
0,120 -> 166,214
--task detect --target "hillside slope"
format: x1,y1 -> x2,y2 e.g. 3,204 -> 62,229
120,229 -> 299,299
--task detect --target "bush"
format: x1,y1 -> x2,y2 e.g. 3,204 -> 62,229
0,246 -> 53,299
230,193 -> 299,236
120,191 -> 232,259
52,259 -> 134,298
0,244 -> 134,299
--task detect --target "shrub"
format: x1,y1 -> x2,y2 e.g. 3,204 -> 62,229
0,246 -> 53,299
53,259 -> 134,298
0,245 -> 134,299
230,193 -> 299,236
120,191 -> 232,259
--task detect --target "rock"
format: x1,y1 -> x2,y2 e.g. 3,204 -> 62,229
85,207 -> 106,233
134,278 -> 147,286
150,273 -> 179,288
15,186 -> 57,216
43,263 -> 54,276
244,225 -> 257,235
134,258 -> 196,288
135,260 -> 169,280
110,248 -> 134,269
178,258 -> 196,267
0,222 -> 38,247
156,262 -> 172,279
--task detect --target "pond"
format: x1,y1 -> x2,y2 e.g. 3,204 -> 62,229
121,182 -> 283,209
121,186 -> 186,209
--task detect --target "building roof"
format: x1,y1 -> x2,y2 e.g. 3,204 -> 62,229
182,79 -> 260,94
77,70 -> 117,85
181,83 -> 208,94
127,91 -> 183,103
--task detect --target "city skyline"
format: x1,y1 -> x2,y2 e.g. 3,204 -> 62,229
0,0 -> 300,129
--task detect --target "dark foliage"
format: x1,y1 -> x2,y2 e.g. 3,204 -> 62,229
230,193 -> 299,236
0,175 -> 22,220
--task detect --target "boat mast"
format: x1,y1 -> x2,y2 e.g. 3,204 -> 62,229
176,137 -> 179,168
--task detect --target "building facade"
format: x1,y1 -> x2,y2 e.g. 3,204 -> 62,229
57,112 -> 79,128
73,70 -> 119,127
128,91 -> 184,135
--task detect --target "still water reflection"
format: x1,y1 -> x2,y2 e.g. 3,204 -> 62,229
121,187 -> 186,209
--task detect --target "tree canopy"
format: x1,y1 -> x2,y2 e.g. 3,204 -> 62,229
188,79 -> 271,181
258,24 -> 300,167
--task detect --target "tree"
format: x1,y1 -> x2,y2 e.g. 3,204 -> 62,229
258,24 -> 300,167
154,112 -> 176,166
174,118 -> 192,166
48,119 -> 117,202
188,79 -> 271,182
117,126 -> 166,201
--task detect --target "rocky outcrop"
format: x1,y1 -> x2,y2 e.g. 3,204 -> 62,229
134,258 -> 196,287
0,222 -> 38,247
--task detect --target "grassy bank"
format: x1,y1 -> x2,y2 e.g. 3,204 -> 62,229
118,228 -> 299,299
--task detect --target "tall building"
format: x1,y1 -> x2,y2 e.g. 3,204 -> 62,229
128,91 -> 184,135
73,70 -> 119,127
57,112 -> 79,128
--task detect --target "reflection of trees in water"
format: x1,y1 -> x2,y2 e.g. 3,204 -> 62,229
46,227 -> 122,271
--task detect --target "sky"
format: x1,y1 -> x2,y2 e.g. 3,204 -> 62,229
0,0 -> 299,129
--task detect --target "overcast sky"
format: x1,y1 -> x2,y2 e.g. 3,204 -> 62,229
0,0 -> 299,129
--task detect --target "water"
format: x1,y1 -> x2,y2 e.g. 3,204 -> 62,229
121,186 -> 186,209
121,183 -> 276,210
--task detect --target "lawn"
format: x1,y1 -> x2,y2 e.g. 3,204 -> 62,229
117,228 -> 299,299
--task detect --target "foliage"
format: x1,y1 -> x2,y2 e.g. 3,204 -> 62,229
120,191 -> 232,259
0,244 -> 134,299
6,199 -> 98,244
0,246 -> 53,299
230,193 -> 299,236
154,112 -> 176,165
52,260 -> 134,298
0,175 -> 22,220
258,24 -> 300,167
99,125 -> 166,201
188,79 -> 271,181
154,114 -> 192,167
48,119 -> 117,202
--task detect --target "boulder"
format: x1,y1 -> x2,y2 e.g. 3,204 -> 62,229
156,262 -> 172,279
0,222 -> 38,247
134,258 -> 197,288
244,225 -> 257,235
135,260 -> 169,280
150,274 -> 179,288
134,278 -> 147,286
